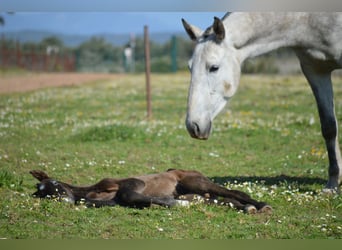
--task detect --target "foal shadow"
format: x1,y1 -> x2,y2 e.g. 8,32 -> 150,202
210,174 -> 326,193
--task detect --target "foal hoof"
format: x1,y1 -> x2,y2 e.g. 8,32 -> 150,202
174,200 -> 190,207
259,205 -> 273,214
244,205 -> 257,214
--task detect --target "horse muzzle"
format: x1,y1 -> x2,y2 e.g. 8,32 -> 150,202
186,118 -> 212,140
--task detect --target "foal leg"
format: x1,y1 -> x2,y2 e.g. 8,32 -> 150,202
176,193 -> 257,212
86,199 -> 117,208
178,175 -> 271,212
300,61 -> 342,192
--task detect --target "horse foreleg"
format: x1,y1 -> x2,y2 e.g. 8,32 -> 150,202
300,62 -> 342,192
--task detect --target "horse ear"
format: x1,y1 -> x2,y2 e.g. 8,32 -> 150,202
30,170 -> 50,181
182,18 -> 203,41
213,16 -> 225,42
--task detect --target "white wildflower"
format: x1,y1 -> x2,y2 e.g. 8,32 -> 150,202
209,152 -> 219,157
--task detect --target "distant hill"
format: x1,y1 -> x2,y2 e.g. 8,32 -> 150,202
2,30 -> 187,47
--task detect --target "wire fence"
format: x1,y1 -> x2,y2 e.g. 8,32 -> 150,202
1,38 -> 76,72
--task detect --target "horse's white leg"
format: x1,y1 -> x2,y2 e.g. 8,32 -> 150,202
299,60 -> 341,192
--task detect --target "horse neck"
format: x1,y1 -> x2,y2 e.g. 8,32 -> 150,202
61,182 -> 94,200
225,13 -> 308,62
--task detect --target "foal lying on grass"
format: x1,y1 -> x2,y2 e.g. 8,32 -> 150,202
30,168 -> 272,214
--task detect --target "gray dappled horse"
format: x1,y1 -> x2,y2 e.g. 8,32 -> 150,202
30,169 -> 272,214
182,13 -> 342,192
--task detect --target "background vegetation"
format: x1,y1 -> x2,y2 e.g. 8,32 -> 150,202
1,34 -> 298,74
0,73 -> 341,239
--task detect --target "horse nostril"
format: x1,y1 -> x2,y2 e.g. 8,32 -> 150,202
186,120 -> 199,138
193,122 -> 200,136
186,119 -> 212,140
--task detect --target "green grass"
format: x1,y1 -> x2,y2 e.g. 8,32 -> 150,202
0,73 -> 341,239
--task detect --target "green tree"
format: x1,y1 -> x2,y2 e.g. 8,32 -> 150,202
39,36 -> 64,49
75,36 -> 123,72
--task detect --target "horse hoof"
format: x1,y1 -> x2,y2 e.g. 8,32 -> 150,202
322,187 -> 340,195
244,205 -> 257,214
175,200 -> 190,207
259,205 -> 273,214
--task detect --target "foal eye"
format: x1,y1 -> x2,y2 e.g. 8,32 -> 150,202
38,183 -> 45,190
209,65 -> 219,73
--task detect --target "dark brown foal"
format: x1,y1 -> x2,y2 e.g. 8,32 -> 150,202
30,168 -> 272,214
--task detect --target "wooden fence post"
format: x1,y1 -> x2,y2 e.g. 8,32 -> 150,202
16,40 -> 22,68
144,25 -> 152,120
1,34 -> 7,68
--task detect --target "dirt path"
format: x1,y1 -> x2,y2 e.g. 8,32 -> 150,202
0,72 -> 123,94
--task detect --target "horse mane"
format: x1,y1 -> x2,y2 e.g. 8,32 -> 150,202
222,12 -> 232,21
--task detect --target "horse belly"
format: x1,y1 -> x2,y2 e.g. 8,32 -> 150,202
137,173 -> 177,197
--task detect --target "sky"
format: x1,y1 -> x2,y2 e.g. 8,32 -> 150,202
1,0 -> 339,12
1,0 -> 340,36
0,12 -> 226,35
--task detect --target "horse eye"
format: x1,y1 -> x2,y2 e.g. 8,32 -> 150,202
209,65 -> 219,73
51,180 -> 58,186
38,183 -> 45,190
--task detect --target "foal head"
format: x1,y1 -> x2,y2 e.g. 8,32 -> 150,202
182,16 -> 241,139
30,170 -> 74,203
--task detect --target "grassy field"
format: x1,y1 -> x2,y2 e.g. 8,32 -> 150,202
0,73 -> 341,239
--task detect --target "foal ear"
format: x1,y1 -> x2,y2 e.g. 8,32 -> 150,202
213,16 -> 225,42
182,18 -> 203,41
30,170 -> 50,181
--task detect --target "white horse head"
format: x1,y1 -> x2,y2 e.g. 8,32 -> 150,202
182,17 -> 241,139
